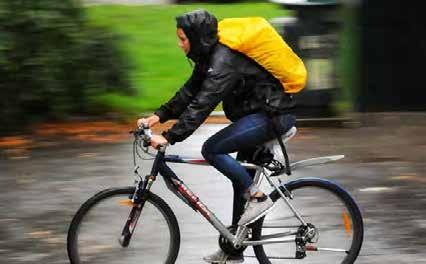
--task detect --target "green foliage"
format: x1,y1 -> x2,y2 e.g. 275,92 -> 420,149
0,0 -> 132,131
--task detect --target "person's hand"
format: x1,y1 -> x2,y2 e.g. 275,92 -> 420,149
137,114 -> 160,128
150,134 -> 168,149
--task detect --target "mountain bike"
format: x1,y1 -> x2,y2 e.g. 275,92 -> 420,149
67,123 -> 364,264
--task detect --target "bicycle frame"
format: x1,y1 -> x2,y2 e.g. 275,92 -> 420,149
136,147 -> 345,248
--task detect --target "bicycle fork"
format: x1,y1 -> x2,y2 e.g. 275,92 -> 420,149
119,174 -> 156,247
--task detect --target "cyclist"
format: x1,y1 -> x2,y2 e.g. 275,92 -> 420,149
138,9 -> 297,263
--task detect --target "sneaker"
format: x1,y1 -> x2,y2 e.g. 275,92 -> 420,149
238,195 -> 275,226
226,253 -> 244,263
202,249 -> 244,264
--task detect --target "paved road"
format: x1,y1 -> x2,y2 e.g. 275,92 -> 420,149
1,114 -> 426,263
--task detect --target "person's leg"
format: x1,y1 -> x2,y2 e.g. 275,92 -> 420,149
202,113 -> 295,262
231,170 -> 256,226
202,113 -> 281,228
202,114 -> 275,263
201,113 -> 277,195
233,150 -> 257,226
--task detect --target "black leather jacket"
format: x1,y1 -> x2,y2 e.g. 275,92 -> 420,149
155,10 -> 295,145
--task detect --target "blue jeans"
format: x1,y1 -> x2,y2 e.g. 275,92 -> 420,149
201,113 -> 295,225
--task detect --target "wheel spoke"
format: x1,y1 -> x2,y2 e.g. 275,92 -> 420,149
251,179 -> 363,263
306,245 -> 350,254
67,188 -> 180,264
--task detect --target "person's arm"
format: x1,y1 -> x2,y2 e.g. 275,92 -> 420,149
154,65 -> 204,123
162,60 -> 239,145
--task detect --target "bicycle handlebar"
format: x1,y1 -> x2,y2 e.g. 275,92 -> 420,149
131,124 -> 151,146
131,124 -> 167,151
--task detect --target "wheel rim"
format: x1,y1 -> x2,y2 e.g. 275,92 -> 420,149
254,185 -> 362,264
71,192 -> 174,264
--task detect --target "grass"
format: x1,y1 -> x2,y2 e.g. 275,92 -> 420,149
85,3 -> 290,115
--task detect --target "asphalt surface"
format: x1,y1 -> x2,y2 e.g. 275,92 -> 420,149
1,113 -> 426,264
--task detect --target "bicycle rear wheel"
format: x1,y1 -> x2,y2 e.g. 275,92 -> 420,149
252,178 -> 363,264
67,187 -> 180,264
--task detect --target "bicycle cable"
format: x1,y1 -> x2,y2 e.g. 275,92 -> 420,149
136,139 -> 156,159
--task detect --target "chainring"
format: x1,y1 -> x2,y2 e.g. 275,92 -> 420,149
218,225 -> 248,255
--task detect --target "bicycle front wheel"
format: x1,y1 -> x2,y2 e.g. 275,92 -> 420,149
67,187 -> 180,264
252,178 -> 363,264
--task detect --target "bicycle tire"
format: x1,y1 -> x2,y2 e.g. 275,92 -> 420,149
67,187 -> 180,264
252,178 -> 364,264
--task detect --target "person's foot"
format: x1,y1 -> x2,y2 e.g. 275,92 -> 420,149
238,194 -> 275,226
225,253 -> 244,264
202,249 -> 244,264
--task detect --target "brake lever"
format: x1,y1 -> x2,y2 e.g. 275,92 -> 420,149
143,140 -> 150,148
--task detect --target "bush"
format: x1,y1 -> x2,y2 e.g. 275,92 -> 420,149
0,0 -> 132,133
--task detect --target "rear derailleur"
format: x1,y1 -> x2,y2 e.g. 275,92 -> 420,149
295,223 -> 318,259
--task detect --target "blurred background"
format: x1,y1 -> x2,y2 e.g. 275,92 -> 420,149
2,0 -> 425,133
1,0 -> 425,263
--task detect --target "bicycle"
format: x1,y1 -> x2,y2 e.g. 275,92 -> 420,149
67,123 -> 364,264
